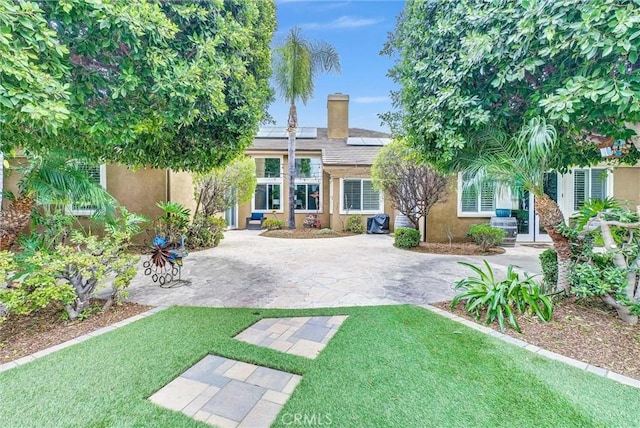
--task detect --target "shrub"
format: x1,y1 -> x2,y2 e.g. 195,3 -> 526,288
467,223 -> 506,251
346,215 -> 365,234
539,248 -> 558,292
451,260 -> 553,332
395,227 -> 420,248
0,229 -> 139,322
263,218 -> 285,230
187,214 -> 226,249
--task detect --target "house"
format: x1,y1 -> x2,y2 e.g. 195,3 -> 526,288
1,93 -> 393,237
233,93 -> 394,230
425,164 -> 640,243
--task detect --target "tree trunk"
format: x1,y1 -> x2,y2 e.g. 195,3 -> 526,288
287,103 -> 297,229
535,193 -> 571,294
602,294 -> 638,325
0,196 -> 35,251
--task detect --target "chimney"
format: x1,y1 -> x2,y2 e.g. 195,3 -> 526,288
327,93 -> 349,139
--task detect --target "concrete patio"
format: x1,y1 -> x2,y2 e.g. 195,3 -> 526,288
127,230 -> 546,309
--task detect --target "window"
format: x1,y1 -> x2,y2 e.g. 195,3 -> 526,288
573,168 -> 608,211
295,158 -> 321,179
294,157 -> 321,211
458,172 -> 496,215
254,184 -> 281,210
295,183 -> 320,210
253,156 -> 283,212
341,179 -> 381,212
69,164 -> 107,216
255,158 -> 281,178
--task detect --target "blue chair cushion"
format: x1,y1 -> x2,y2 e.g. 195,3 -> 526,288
251,212 -> 263,221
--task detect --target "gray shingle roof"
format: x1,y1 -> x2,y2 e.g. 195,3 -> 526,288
248,127 -> 391,166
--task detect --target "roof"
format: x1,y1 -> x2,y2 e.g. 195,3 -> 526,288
248,127 -> 392,166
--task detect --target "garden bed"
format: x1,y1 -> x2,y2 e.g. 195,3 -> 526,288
434,297 -> 640,380
260,228 -> 357,239
407,242 -> 505,256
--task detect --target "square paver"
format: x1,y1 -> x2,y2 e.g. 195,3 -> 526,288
245,366 -> 293,391
238,399 -> 282,428
224,361 -> 258,382
292,324 -> 331,342
149,377 -> 209,411
202,380 -> 266,422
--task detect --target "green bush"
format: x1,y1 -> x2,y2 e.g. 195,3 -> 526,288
539,248 -> 558,291
467,223 -> 507,251
263,218 -> 285,230
451,260 -> 553,332
346,215 -> 365,234
394,227 -> 420,248
187,215 -> 226,249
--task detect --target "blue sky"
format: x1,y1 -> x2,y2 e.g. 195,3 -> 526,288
269,0 -> 405,133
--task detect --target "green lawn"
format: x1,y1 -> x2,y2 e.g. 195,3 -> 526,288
1,305 -> 639,427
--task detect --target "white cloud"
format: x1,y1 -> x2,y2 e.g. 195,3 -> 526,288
301,16 -> 383,30
353,96 -> 390,104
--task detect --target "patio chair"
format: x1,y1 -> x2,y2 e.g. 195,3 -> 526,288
246,212 -> 265,230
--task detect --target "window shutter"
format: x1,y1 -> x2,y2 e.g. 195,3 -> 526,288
460,173 -> 478,212
362,180 -> 379,210
343,180 -> 361,210
71,164 -> 102,213
590,169 -> 607,201
574,169 -> 586,210
480,182 -> 495,212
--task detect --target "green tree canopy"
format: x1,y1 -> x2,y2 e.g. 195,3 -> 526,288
1,0 -> 275,172
385,0 -> 640,168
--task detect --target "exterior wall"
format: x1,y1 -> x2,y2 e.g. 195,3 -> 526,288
613,167 -> 640,209
168,170 -> 196,214
426,181 -> 485,242
107,165 -> 167,221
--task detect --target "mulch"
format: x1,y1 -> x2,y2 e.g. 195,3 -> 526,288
0,300 -> 151,364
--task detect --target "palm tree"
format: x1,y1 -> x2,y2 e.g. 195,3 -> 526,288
456,117 -> 571,293
273,27 -> 341,229
0,150 -> 116,250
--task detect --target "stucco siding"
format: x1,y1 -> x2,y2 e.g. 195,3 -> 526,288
107,165 -> 166,221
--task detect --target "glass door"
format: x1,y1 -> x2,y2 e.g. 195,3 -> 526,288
224,203 -> 237,229
516,173 -> 559,242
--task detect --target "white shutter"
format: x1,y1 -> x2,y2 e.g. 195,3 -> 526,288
480,182 -> 495,212
460,173 -> 478,212
343,180 -> 361,211
362,180 -> 380,211
590,169 -> 607,201
574,169 -> 586,210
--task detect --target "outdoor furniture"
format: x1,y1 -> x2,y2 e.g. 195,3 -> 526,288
246,212 -> 265,230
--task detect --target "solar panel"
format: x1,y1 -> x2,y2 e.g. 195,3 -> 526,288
346,137 -> 392,146
256,127 -> 318,139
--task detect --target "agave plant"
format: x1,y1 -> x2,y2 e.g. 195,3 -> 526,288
451,260 -> 553,332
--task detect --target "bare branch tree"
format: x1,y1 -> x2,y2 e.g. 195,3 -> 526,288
372,141 -> 449,241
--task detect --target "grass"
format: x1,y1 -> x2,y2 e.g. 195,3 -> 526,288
1,305 -> 639,427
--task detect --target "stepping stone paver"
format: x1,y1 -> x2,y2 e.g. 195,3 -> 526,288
235,315 -> 348,359
149,316 -> 347,427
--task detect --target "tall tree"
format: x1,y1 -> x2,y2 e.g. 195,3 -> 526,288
372,140 -> 448,241
273,27 -> 340,229
384,0 -> 640,167
455,118 -> 572,293
0,0 -> 276,172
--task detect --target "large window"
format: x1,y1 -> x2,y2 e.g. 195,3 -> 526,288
573,168 -> 608,211
294,157 -> 321,212
295,183 -> 320,211
69,164 -> 106,216
254,184 -> 281,210
458,172 -> 496,215
295,158 -> 321,179
253,157 -> 283,212
342,179 -> 381,212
